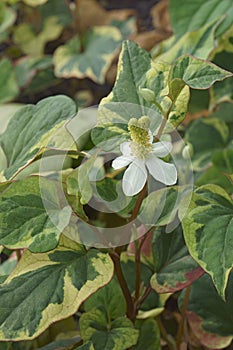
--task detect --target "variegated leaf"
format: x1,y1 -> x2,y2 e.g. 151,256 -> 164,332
182,185 -> 233,298
53,26 -> 122,84
0,235 -> 114,340
0,95 -> 76,180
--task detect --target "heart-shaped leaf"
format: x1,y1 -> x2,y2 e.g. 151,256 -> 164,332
53,26 -> 122,84
0,95 -> 76,180
179,273 -> 233,348
182,184 -> 233,298
80,308 -> 139,350
0,176 -> 72,252
150,226 -> 204,293
169,0 -> 233,38
0,235 -> 113,340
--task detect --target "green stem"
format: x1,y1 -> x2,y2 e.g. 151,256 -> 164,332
153,99 -> 165,115
155,100 -> 174,141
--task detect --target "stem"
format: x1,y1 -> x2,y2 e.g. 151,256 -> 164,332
155,117 -> 167,141
16,250 -> 22,261
136,284 -> 152,310
158,317 -> 176,350
176,286 -> 191,348
110,251 -> 135,321
134,245 -> 141,301
134,232 -> 151,301
130,183 -> 147,221
65,0 -> 85,51
153,100 -> 165,115
155,100 -> 174,141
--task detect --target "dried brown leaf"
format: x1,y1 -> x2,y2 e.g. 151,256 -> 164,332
77,0 -> 135,33
131,29 -> 170,51
151,0 -> 172,34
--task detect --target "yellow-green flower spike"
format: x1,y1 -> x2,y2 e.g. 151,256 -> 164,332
128,116 -> 153,159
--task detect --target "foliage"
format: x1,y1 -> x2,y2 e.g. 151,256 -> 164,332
0,0 -> 233,349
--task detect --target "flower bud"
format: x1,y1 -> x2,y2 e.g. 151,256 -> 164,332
182,143 -> 194,159
139,87 -> 156,103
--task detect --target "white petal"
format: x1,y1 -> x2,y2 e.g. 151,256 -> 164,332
148,130 -> 153,143
112,156 -> 132,169
152,141 -> 172,157
122,160 -> 147,196
146,155 -> 177,185
120,142 -> 132,156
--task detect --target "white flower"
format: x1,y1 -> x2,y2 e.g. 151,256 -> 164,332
112,116 -> 177,196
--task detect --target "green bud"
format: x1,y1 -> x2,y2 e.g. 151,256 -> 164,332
139,87 -> 156,103
182,143 -> 194,159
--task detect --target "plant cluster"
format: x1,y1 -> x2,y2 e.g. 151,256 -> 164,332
0,0 -> 233,349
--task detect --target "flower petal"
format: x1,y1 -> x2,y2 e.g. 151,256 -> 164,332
148,130 -> 153,144
112,156 -> 132,169
146,155 -> 177,185
120,142 -> 132,156
122,160 -> 147,196
152,141 -> 173,157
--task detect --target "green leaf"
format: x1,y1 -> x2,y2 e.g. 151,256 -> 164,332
139,187 -> 179,227
84,278 -> 126,319
80,308 -> 139,350
53,27 -> 122,84
0,257 -> 17,283
0,103 -> 23,135
67,153 -> 98,205
134,319 -> 160,350
182,185 -> 233,298
22,0 -> 48,6
167,85 -> 190,127
212,147 -> 233,174
0,235 -> 114,340
169,0 -> 233,38
185,117 -> 229,170
13,17 -> 63,57
144,60 -> 190,127
37,337 -> 81,350
109,40 -> 151,104
179,273 -> 233,348
150,226 -> 204,293
210,78 -> 233,110
111,17 -> 137,39
14,56 -> 59,94
169,55 -> 232,91
0,3 -> 16,34
0,59 -> 19,104
156,20 -> 218,63
0,95 -> 76,180
74,342 -> 94,350
0,176 -> 72,252
196,165 -> 233,195
39,0 -> 72,26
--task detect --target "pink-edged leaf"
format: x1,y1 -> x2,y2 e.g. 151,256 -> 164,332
179,273 -> 233,348
150,226 -> 204,293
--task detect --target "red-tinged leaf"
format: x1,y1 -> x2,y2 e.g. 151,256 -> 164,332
186,311 -> 232,349
150,226 -> 204,293
179,273 -> 233,348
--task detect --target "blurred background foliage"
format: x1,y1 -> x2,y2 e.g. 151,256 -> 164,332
0,0 -> 171,106
0,0 -> 233,349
